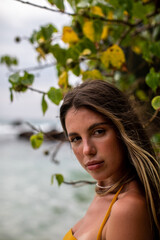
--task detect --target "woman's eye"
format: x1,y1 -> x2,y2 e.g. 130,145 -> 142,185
94,129 -> 105,135
70,136 -> 81,143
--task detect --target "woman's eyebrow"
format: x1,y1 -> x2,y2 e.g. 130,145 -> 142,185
68,122 -> 108,137
88,122 -> 108,131
68,132 -> 77,137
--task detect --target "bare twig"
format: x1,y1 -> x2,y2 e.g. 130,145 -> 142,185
25,121 -> 42,133
27,86 -> 47,95
51,141 -> 64,163
131,22 -> 160,37
133,9 -> 159,28
143,108 -> 160,128
118,13 -> 160,43
10,62 -> 56,73
14,0 -> 76,16
63,180 -> 96,187
25,121 -> 66,141
117,27 -> 132,45
13,0 -> 134,27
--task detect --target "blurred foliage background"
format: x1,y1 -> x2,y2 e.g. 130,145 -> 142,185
1,0 -> 160,156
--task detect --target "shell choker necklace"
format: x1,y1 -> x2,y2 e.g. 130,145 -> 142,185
96,182 -> 115,189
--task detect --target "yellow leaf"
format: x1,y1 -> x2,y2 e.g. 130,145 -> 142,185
38,36 -> 45,44
123,10 -> 129,16
108,11 -> 113,21
82,69 -> 103,81
101,44 -> 126,69
101,25 -> 108,40
66,58 -> 73,65
36,47 -> 46,59
132,46 -> 141,55
90,6 -> 104,17
100,11 -> 112,40
81,48 -> 92,56
136,90 -> 148,101
58,71 -> 68,89
82,20 -> 95,42
62,26 -> 79,44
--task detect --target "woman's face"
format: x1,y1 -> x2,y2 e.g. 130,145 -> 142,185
65,107 -> 126,185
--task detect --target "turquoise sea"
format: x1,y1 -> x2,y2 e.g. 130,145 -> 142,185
0,121 -> 95,240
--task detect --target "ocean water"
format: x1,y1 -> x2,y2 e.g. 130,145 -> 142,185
0,121 -> 95,240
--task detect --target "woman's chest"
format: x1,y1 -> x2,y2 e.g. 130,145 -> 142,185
72,196 -> 112,240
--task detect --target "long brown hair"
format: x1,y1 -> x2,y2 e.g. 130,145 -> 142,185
60,80 -> 160,238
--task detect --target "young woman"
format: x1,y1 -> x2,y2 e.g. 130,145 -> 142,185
60,80 -> 160,240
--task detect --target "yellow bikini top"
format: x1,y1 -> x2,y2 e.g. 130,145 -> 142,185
63,185 -> 123,240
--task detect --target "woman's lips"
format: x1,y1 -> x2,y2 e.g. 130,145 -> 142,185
85,161 -> 104,171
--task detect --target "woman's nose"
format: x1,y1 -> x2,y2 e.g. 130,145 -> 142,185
82,139 -> 96,156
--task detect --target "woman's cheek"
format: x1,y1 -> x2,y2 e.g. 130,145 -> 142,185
73,147 -> 83,162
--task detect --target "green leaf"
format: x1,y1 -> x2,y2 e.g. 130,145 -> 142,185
29,30 -> 37,44
21,72 -> 34,86
132,2 -> 148,21
151,96 -> 160,110
47,87 -> 63,105
9,72 -> 34,93
141,41 -> 153,63
48,0 -> 65,10
136,89 -> 148,102
51,174 -> 64,186
108,0 -> 120,8
9,88 -> 14,102
56,174 -> 64,186
30,24 -> 57,43
72,64 -> 80,76
30,132 -> 44,149
92,0 -> 113,8
50,44 -> 67,66
82,69 -> 103,81
77,0 -> 90,8
66,0 -> 77,9
119,0 -> 133,15
9,72 -> 20,84
0,55 -> 18,67
51,174 -> 54,185
145,68 -> 160,92
42,94 -> 48,115
151,133 -> 160,144
109,0 -> 133,15
67,47 -> 80,61
93,19 -> 103,41
67,37 -> 96,61
149,41 -> 160,59
9,72 -> 34,86
41,24 -> 57,41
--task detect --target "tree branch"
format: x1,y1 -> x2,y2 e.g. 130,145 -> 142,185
144,108 -> 160,128
25,121 -> 66,141
131,22 -> 160,38
133,9 -> 160,28
51,141 -> 63,163
27,86 -> 47,95
13,0 -> 134,27
63,180 -> 96,187
10,62 -> 56,73
117,27 -> 132,45
14,0 -> 76,16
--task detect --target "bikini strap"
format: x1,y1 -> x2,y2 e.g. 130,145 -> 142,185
96,185 -> 124,240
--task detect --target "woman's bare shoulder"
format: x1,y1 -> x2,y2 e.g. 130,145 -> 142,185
105,184 -> 152,240
113,191 -> 148,221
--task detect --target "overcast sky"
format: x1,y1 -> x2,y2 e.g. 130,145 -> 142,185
0,0 -> 73,122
